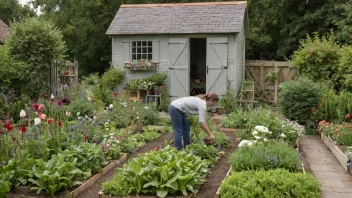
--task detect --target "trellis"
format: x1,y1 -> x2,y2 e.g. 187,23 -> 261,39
245,60 -> 299,104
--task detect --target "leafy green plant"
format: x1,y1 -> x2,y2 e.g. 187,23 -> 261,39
102,146 -> 208,198
185,143 -> 218,165
230,141 -> 302,172
28,153 -> 82,195
279,77 -> 322,126
101,68 -> 125,90
220,169 -> 320,198
62,143 -> 108,179
291,31 -> 342,90
218,91 -> 237,114
147,72 -> 168,86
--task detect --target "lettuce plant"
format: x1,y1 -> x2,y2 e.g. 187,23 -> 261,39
102,146 -> 208,198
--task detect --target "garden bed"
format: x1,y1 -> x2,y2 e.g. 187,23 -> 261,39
6,153 -> 128,198
321,133 -> 348,170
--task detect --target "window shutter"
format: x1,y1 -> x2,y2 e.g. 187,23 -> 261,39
123,41 -> 131,63
152,40 -> 160,63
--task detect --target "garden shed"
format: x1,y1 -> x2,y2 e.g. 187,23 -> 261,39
106,1 -> 249,101
0,19 -> 9,44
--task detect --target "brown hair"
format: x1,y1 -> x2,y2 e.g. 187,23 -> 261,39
196,92 -> 219,101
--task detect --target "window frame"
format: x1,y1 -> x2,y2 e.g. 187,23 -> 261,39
131,41 -> 153,60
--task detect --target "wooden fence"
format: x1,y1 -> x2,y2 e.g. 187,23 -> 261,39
245,60 -> 299,104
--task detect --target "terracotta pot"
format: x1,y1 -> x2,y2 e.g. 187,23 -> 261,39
217,107 -> 224,115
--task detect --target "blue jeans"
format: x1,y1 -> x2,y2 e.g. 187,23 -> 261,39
168,105 -> 190,150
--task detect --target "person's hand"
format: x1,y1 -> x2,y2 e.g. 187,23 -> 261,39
208,133 -> 215,141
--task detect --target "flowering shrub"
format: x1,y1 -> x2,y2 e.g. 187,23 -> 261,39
124,59 -> 156,70
345,147 -> 352,161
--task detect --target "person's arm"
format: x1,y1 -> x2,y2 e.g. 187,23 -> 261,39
198,107 -> 215,140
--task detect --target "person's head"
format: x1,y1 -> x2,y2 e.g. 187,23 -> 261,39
197,92 -> 219,107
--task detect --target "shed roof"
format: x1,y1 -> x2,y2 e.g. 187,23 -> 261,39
0,19 -> 9,44
106,1 -> 248,35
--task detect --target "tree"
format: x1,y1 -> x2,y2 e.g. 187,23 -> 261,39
0,0 -> 35,25
6,17 -> 66,97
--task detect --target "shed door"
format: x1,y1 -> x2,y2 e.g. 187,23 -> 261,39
169,38 -> 190,101
206,37 -> 228,97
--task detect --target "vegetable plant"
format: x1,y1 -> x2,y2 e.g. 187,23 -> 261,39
102,146 -> 208,198
220,169 -> 320,198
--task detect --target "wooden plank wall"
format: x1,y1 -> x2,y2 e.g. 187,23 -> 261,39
245,60 -> 299,104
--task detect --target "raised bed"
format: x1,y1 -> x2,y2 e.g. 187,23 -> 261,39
321,133 -> 348,170
98,191 -> 194,198
6,153 -> 128,198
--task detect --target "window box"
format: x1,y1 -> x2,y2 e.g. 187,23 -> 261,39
124,59 -> 157,72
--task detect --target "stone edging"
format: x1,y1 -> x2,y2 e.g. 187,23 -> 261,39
321,133 -> 348,170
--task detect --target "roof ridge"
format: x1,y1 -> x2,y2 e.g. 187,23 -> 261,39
120,1 -> 247,8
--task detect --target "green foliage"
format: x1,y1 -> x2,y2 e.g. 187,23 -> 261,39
185,143 -> 218,165
0,158 -> 36,188
62,143 -> 108,178
147,71 -> 168,86
101,68 -> 125,91
28,153 -> 82,195
220,169 -> 321,198
279,78 -> 322,126
291,32 -> 342,90
102,146 -> 208,198
230,141 -> 302,173
338,46 -> 352,91
81,73 -> 113,106
218,91 -> 237,114
6,16 -> 66,97
0,45 -> 28,93
0,0 -> 35,25
63,97 -> 96,119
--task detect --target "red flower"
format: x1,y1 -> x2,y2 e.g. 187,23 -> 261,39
84,135 -> 89,141
5,124 -> 14,131
40,93 -> 45,99
0,131 -> 3,134
56,120 -> 62,127
12,137 -> 16,141
47,118 -> 54,124
346,114 -> 350,119
31,102 -> 39,110
154,145 -> 160,151
113,92 -> 119,97
20,126 -> 27,133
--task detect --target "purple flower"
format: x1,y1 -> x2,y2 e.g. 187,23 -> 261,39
56,100 -> 63,107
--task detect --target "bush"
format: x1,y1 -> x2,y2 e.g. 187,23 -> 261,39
101,68 -> 125,90
220,169 -> 320,198
230,141 -> 302,172
291,32 -> 342,90
279,77 -> 322,126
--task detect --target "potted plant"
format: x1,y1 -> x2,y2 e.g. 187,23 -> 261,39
147,72 -> 167,95
124,59 -> 157,71
216,106 -> 224,115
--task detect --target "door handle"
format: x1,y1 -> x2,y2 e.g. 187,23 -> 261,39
207,66 -> 209,74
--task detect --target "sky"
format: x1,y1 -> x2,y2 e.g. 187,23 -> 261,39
18,0 -> 42,15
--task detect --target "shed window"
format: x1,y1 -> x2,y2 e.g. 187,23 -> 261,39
132,41 -> 153,60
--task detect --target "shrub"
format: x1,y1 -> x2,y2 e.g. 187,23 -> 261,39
101,68 -> 125,90
220,169 -> 320,198
279,77 -> 322,126
230,141 -> 302,172
291,32 -> 341,90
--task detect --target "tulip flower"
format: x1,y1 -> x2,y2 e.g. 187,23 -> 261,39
38,104 -> 44,111
66,111 -> 71,117
20,126 -> 27,133
47,118 -> 54,124
40,113 -> 46,120
34,118 -> 41,125
20,110 -> 26,118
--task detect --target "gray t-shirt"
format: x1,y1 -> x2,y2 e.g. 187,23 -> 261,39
170,96 -> 207,123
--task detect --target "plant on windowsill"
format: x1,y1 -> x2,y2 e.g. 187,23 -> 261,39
124,59 -> 157,71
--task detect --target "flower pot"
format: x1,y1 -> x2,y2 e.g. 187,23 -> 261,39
195,79 -> 201,84
217,107 -> 224,115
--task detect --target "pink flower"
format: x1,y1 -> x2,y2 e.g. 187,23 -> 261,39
38,104 -> 44,111
40,113 -> 46,120
93,116 -> 97,120
47,118 -> 54,124
66,111 -> 71,117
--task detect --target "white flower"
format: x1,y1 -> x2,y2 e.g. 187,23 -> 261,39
77,112 -> 80,116
50,94 -> 54,99
255,125 -> 269,133
87,97 -> 91,101
136,117 -> 140,119
144,106 -> 149,109
264,138 -> 268,142
120,102 -> 127,107
20,110 -> 26,118
85,114 -> 88,119
248,141 -> 253,146
109,104 -> 113,109
34,118 -> 41,125
254,135 -> 261,140
252,130 -> 258,135
280,133 -> 286,138
239,140 -> 252,147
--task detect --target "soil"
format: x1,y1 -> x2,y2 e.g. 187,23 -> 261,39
77,133 -> 174,198
195,130 -> 239,198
